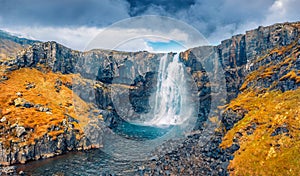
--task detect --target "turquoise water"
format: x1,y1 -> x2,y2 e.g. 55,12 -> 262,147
18,122 -> 176,175
111,120 -> 173,140
18,149 -> 142,175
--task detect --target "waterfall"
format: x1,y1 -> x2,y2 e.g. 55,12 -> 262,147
147,53 -> 188,126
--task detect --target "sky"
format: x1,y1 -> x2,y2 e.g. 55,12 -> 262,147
0,0 -> 299,52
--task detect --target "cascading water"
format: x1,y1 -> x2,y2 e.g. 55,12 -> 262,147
19,53 -> 199,175
146,53 -> 189,127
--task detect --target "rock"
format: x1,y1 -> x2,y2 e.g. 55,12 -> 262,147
150,155 -> 159,161
14,97 -> 25,107
38,106 -> 50,112
65,114 -> 79,123
1,166 -> 16,174
0,75 -> 9,81
34,104 -> 41,108
10,123 -> 18,129
25,82 -> 35,90
16,91 -> 22,97
271,125 -> 289,136
0,116 -> 6,123
23,101 -> 34,108
16,126 -> 26,137
13,98 -> 33,108
18,170 -> 25,175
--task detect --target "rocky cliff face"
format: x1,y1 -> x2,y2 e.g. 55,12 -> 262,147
144,22 -> 300,175
0,21 -> 300,171
183,22 -> 300,101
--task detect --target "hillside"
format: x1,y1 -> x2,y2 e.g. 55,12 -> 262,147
0,21 -> 299,175
0,30 -> 38,60
220,28 -> 300,175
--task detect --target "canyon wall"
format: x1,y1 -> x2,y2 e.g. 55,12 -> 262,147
0,22 -> 300,165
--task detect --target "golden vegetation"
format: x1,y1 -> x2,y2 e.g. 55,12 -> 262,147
240,41 -> 300,91
280,70 -> 300,84
221,88 -> 300,175
0,68 -> 97,146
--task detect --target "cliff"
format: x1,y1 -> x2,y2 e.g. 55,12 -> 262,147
0,21 -> 299,175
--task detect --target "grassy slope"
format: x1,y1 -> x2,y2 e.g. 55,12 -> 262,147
221,42 -> 300,175
221,89 -> 300,175
0,68 -> 97,147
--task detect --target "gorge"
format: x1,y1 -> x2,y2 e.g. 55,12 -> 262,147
0,21 -> 300,175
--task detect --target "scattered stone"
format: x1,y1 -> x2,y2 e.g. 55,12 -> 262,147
55,78 -> 62,92
25,82 -> 36,90
16,91 -> 23,97
10,123 -> 18,129
271,125 -> 289,136
14,97 -> 24,107
18,170 -> 25,175
150,155 -> 159,161
38,106 -> 50,112
23,101 -> 34,108
0,116 -> 6,123
16,126 -> 26,137
34,104 -> 41,108
0,75 -> 9,81
46,111 -> 53,115
1,166 -> 16,174
13,98 -> 33,108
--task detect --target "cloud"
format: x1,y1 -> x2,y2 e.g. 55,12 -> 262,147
127,0 -> 195,16
130,0 -> 276,43
3,23 -> 202,52
0,0 -> 130,27
264,0 -> 300,25
3,27 -> 101,50
0,0 -> 299,50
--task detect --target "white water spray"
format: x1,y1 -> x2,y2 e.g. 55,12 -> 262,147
146,53 -> 189,126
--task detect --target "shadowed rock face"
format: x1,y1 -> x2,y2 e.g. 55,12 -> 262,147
0,22 -> 300,169
5,22 -> 300,130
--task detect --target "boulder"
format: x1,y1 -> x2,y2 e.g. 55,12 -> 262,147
16,126 -> 26,137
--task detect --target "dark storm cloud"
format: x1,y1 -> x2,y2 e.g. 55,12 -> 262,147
127,0 -> 195,16
0,0 -> 299,48
126,0 -> 276,36
125,0 -> 300,43
0,0 -> 130,27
